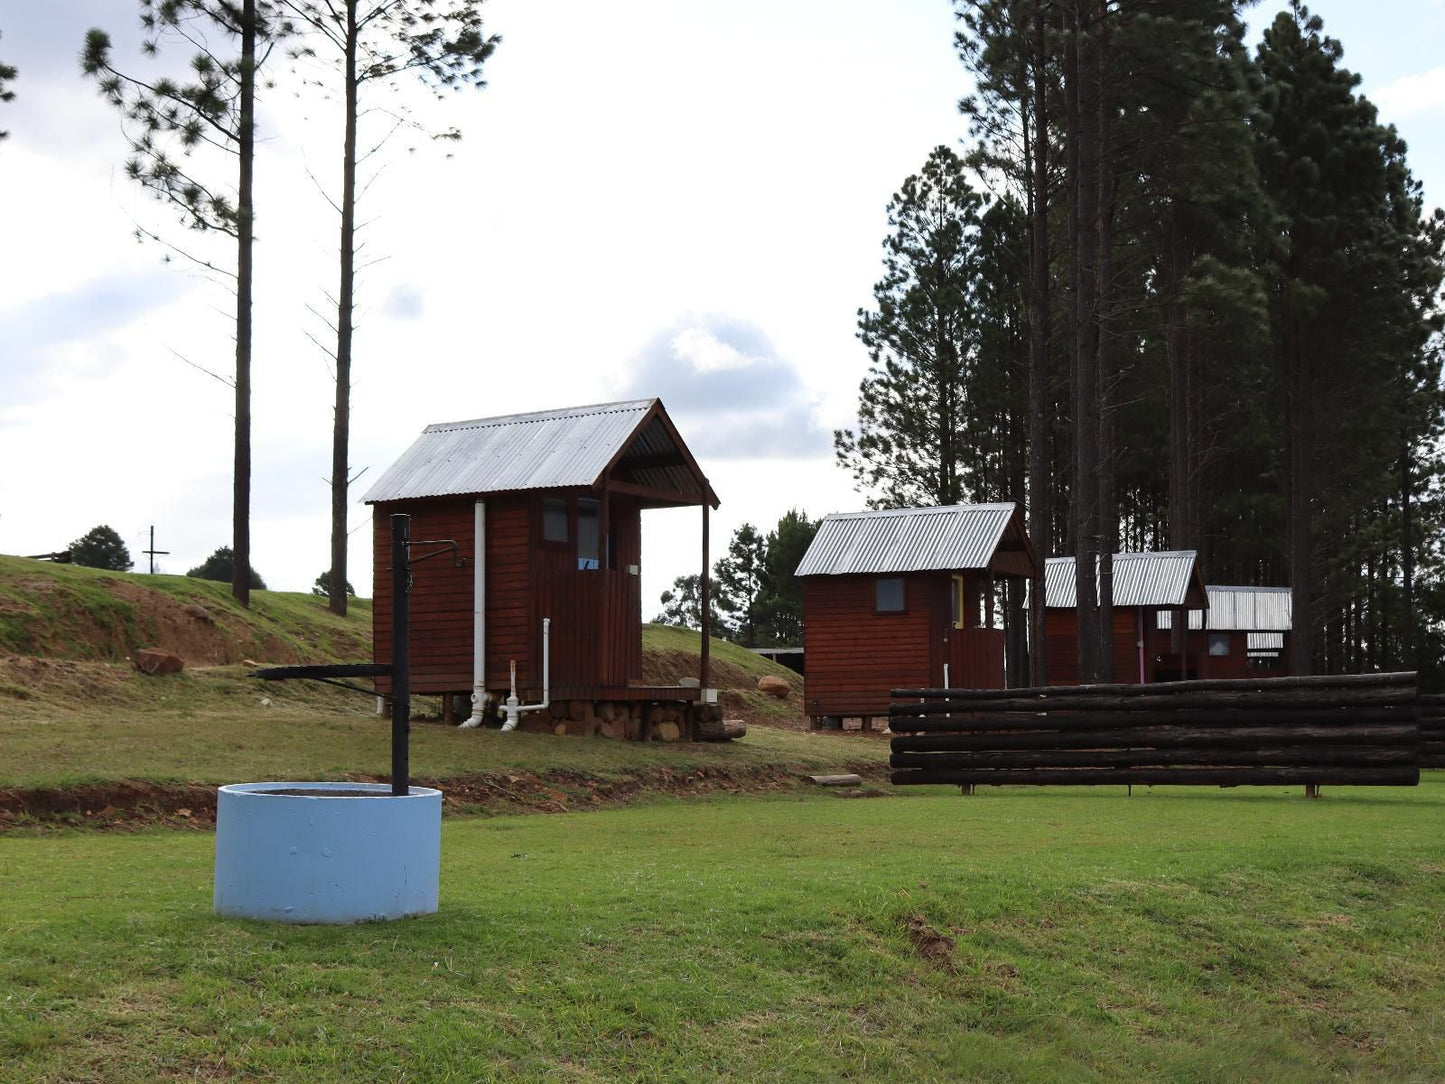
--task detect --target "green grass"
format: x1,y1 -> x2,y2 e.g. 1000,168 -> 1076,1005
1,648 -> 840,791
0,559 -> 825,789
0,654 -> 852,790
2,678 -> 879,788
0,554 -> 372,664
2,782 -> 1444,1081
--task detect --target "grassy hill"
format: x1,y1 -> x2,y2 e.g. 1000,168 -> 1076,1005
0,554 -> 371,666
0,555 -> 871,803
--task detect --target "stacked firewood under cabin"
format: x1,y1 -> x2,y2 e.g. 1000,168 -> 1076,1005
511,700 -> 737,742
889,672 -> 1421,791
1421,693 -> 1445,769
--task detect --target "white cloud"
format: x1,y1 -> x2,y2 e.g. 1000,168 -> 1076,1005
1374,67 -> 1445,118
671,328 -> 751,374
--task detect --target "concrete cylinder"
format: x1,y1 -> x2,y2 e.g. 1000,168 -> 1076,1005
213,782 -> 442,924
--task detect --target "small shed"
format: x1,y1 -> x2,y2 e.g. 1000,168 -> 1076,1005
1157,585 -> 1293,678
1044,551 -> 1209,684
363,398 -> 720,738
795,503 -> 1037,728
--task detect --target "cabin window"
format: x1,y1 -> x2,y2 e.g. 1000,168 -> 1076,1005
542,497 -> 569,543
577,498 -> 601,570
876,577 -> 905,613
951,575 -> 965,629
1208,633 -> 1231,657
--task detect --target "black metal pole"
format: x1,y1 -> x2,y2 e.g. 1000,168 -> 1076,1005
391,513 -> 410,796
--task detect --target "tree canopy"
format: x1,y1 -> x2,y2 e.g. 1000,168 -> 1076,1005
312,570 -> 356,597
835,2 -> 1445,684
188,547 -> 267,590
656,511 -> 820,648
70,525 -> 133,572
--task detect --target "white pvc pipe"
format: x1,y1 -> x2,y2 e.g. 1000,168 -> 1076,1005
501,618 -> 550,732
461,500 -> 487,728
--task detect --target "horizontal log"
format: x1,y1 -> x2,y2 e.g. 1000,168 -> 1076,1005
890,746 -> 1416,771
891,672 -> 1416,700
252,663 -> 388,680
890,767 -> 1420,787
891,688 -> 1414,716
891,724 -> 1420,753
695,719 -> 747,741
891,708 -> 1416,732
1422,756 -> 1445,769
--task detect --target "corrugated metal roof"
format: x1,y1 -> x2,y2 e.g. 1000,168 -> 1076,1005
1045,551 -> 1202,608
1158,586 -> 1293,632
795,503 -> 1017,576
363,399 -> 661,503
1248,631 -> 1286,651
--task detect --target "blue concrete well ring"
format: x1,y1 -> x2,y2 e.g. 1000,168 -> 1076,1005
213,781 -> 442,924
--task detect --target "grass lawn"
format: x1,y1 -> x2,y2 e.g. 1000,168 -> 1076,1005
2,662 -> 875,791
3,780 -> 1444,1082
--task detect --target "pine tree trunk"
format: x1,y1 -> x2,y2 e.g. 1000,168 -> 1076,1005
1401,438 -> 1414,669
1287,329 -> 1315,675
233,0 -> 256,609
1027,0 -> 1051,688
329,1 -> 360,617
1166,201 -> 1189,656
1094,1 -> 1115,682
1068,0 -> 1102,684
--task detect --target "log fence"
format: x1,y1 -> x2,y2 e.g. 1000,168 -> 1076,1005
1422,693 -> 1445,769
889,673 -> 1421,792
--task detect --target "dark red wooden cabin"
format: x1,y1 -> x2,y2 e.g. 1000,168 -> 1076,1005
363,399 -> 720,718
795,503 -> 1037,727
1044,551 -> 1209,684
1156,585 -> 1293,679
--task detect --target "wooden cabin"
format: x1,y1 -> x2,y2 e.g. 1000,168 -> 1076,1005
1157,585 -> 1293,679
1044,551 -> 1209,684
362,398 -> 721,739
795,503 -> 1037,728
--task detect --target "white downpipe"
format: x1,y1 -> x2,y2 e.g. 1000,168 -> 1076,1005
943,662 -> 950,689
501,618 -> 550,732
461,500 -> 488,729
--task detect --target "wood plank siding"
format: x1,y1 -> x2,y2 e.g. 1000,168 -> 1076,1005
373,493 -> 646,699
1044,612 -> 1287,684
803,572 -> 1006,719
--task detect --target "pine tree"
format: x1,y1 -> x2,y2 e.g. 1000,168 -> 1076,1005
653,574 -> 726,636
712,524 -> 768,647
836,146 -> 985,509
312,570 -> 356,597
83,1 -> 291,609
955,0 -> 1060,684
70,526 -> 134,572
188,547 -> 267,589
281,0 -> 499,617
1253,5 -> 1441,673
755,509 -> 820,648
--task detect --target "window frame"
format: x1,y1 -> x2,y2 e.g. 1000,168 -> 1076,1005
540,495 -> 570,547
875,576 -> 906,614
576,497 -> 602,570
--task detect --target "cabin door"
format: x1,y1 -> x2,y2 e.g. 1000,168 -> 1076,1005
936,575 -> 1006,690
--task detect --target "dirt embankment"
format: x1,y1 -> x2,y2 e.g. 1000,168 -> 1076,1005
0,762 -> 891,833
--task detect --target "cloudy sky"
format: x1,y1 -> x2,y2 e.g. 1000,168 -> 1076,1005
2,0 -> 1443,613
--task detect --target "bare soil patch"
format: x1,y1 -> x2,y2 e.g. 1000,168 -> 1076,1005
0,762 -> 890,833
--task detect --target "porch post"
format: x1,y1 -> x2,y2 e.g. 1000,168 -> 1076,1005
700,498 -> 710,691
